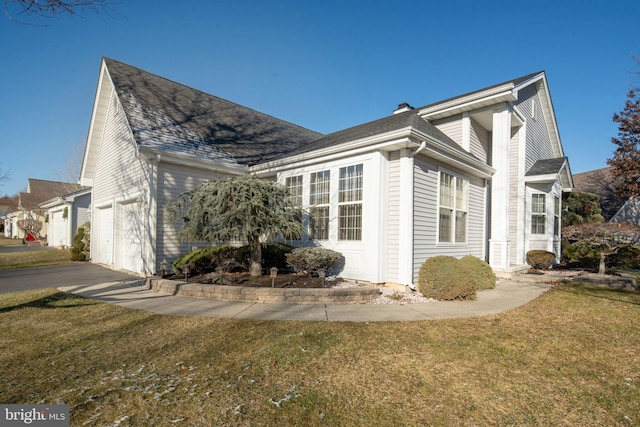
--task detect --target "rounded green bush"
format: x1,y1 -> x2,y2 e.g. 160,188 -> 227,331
460,255 -> 496,290
418,256 -> 476,301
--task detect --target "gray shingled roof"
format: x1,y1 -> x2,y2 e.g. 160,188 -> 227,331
104,58 -> 322,167
280,108 -> 478,160
278,72 -> 544,160
526,157 -> 567,176
20,179 -> 87,210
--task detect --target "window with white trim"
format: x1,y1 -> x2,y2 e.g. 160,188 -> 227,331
438,171 -> 468,243
309,170 -> 330,240
531,194 -> 546,235
285,175 -> 303,206
338,164 -> 363,240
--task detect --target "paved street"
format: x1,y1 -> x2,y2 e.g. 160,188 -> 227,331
0,263 -> 139,294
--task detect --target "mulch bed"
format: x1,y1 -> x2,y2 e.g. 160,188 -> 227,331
163,271 -> 339,288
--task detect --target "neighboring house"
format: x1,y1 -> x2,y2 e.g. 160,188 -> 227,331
40,187 -> 91,248
572,167 -> 619,220
13,179 -> 86,241
80,58 -> 572,284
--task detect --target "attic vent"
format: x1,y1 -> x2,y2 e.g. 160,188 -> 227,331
393,102 -> 414,114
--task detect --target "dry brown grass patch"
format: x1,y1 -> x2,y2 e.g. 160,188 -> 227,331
0,285 -> 639,425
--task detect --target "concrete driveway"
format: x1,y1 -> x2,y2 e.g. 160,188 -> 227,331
0,263 -> 139,294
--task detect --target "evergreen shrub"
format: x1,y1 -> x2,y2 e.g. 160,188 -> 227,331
172,243 -> 295,275
418,256 -> 476,301
285,247 -> 342,275
460,255 -> 496,290
70,222 -> 91,261
526,250 -> 556,270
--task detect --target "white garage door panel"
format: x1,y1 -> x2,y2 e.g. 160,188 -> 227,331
51,211 -> 67,247
96,207 -> 113,265
120,202 -> 143,273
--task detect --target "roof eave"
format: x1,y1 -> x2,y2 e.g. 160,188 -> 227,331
418,85 -> 517,120
138,147 -> 249,176
250,127 -> 421,174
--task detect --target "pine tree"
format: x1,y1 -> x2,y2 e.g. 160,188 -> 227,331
165,175 -> 302,277
608,87 -> 640,202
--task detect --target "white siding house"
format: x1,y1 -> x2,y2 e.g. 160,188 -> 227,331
80,58 -> 572,286
40,187 -> 91,248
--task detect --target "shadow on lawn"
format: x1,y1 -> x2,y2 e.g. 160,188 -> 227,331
555,283 -> 640,306
0,292 -> 96,314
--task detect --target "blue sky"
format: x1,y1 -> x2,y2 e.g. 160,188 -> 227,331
1,0 -> 639,197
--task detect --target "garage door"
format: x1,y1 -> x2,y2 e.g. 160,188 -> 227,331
120,202 -> 143,273
95,206 -> 113,266
50,210 -> 67,247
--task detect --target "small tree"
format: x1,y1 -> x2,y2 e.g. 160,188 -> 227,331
165,175 -> 302,277
562,223 -> 640,274
562,191 -> 605,227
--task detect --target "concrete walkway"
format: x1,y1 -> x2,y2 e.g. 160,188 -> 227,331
59,279 -> 552,322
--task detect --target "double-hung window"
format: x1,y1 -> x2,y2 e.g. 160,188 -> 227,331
285,175 -> 303,206
438,171 -> 468,243
309,170 -> 330,240
531,194 -> 546,235
338,164 -> 363,240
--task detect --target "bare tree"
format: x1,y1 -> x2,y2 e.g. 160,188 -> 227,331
56,140 -> 85,188
0,164 -> 9,190
3,0 -> 118,23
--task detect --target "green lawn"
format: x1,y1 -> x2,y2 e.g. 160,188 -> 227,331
1,284 -> 638,426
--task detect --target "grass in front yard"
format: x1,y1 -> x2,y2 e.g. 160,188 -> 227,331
0,236 -> 20,247
0,248 -> 73,269
1,284 -> 639,426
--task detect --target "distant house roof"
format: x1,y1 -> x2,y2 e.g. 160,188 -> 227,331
104,58 -> 322,167
19,179 -> 87,210
572,167 -> 619,220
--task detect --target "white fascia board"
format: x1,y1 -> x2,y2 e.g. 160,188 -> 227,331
138,147 -> 249,176
39,197 -> 64,209
422,144 -> 495,178
419,85 -> 517,120
524,173 -> 558,183
250,127 -> 420,175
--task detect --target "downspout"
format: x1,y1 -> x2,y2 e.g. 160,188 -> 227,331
410,140 -> 427,158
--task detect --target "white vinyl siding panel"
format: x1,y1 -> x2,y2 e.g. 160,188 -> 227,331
92,92 -> 147,204
516,84 -> 555,171
433,115 -> 463,147
413,155 -> 486,280
469,118 -> 490,164
156,162 -> 231,269
386,151 -> 401,283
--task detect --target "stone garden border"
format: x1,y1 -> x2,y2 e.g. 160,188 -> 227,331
145,278 -> 381,304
